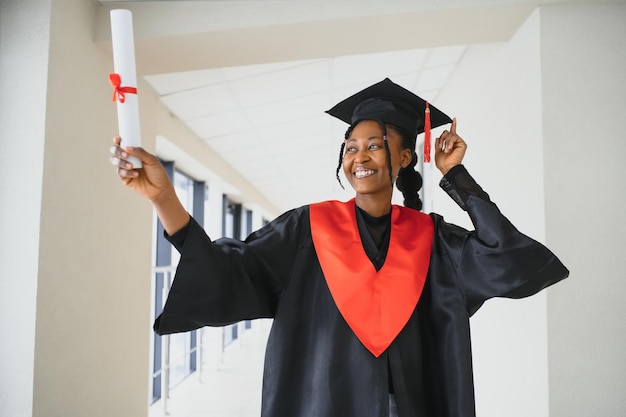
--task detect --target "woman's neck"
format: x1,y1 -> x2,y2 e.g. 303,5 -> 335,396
355,194 -> 392,217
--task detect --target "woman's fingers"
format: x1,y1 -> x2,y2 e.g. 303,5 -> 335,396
110,137 -> 146,171
438,131 -> 451,152
442,135 -> 460,153
450,117 -> 457,135
437,118 -> 460,153
109,145 -> 128,160
109,141 -> 134,171
110,136 -> 131,165
110,137 -> 139,178
111,136 -> 148,162
124,145 -> 159,167
110,155 -> 134,170
116,166 -> 139,178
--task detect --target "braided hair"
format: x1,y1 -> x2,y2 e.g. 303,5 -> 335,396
389,124 -> 423,210
335,141 -> 346,189
335,121 -> 423,211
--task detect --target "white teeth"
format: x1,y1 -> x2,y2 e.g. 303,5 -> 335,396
355,169 -> 375,179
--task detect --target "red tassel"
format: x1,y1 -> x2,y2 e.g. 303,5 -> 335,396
423,101 -> 431,163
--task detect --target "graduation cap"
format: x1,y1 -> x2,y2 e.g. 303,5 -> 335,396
326,78 -> 452,162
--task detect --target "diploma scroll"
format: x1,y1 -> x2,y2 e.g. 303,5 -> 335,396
110,9 -> 142,168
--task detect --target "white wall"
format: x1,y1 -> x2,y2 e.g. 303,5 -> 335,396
432,5 -> 626,416
433,10 -> 550,417
541,4 -> 626,416
0,1 -> 51,416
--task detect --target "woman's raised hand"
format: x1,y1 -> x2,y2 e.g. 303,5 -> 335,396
434,118 -> 467,176
110,136 -> 190,234
110,136 -> 174,202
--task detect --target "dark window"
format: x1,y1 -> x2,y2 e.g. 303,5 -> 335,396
152,163 -> 206,403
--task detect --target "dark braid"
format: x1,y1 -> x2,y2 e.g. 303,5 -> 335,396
389,125 -> 424,211
396,152 -> 423,210
335,124 -> 355,189
335,141 -> 346,189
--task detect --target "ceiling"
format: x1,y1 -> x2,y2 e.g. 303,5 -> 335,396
96,0 -> 557,216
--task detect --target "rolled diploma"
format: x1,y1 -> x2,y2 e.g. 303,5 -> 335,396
110,9 -> 142,168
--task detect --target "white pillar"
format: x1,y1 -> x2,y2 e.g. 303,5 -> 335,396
0,1 -> 51,416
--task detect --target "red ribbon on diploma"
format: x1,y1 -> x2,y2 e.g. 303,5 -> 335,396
109,73 -> 137,103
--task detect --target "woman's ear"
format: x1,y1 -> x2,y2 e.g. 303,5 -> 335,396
400,149 -> 412,169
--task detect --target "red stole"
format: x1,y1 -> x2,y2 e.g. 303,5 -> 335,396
309,199 -> 434,357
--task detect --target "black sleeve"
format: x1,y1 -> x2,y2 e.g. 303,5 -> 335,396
154,208 -> 304,335
439,164 -> 490,210
437,165 -> 569,315
165,217 -> 191,253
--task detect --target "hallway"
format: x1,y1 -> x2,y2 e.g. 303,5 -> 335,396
150,320 -> 271,417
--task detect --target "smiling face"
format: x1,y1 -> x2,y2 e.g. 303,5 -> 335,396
342,120 -> 412,208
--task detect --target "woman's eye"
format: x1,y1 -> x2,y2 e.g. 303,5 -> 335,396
369,144 -> 382,150
346,146 -> 357,153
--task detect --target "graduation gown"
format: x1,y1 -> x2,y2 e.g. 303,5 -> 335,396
154,165 -> 568,417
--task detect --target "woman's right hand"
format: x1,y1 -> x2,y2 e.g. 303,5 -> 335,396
110,136 -> 174,203
110,136 -> 190,234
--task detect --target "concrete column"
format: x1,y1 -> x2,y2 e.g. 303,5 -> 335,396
30,1 -> 154,416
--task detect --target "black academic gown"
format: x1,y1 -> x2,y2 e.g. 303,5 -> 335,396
154,165 -> 568,417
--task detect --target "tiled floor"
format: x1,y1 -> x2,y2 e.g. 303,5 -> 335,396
150,320 -> 272,417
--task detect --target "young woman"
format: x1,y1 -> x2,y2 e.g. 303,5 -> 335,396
110,78 -> 568,417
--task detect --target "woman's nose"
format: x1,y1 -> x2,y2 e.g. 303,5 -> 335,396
354,148 -> 369,162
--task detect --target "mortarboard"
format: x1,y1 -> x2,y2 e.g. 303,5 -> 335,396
325,78 -> 452,162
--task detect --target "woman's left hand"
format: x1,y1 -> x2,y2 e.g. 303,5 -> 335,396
435,118 -> 467,175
